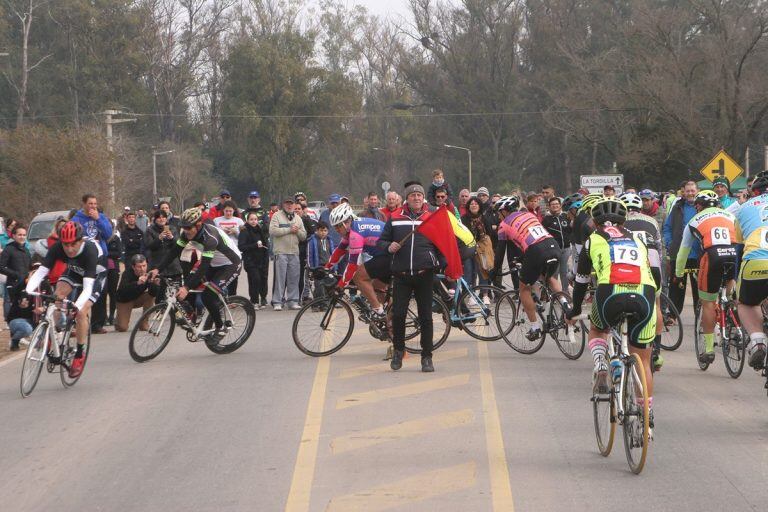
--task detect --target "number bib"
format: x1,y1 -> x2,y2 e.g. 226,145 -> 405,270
528,225 -> 547,240
612,244 -> 641,266
607,239 -> 643,284
710,226 -> 731,245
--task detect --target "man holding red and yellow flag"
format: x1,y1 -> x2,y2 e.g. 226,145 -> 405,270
378,181 -> 466,373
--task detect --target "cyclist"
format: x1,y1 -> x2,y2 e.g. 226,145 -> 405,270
492,196 -> 564,341
25,221 -> 108,378
675,190 -> 738,364
566,198 -> 657,409
621,192 -> 665,370
734,174 -> 768,369
571,193 -> 603,263
325,203 -> 389,319
149,207 -> 242,342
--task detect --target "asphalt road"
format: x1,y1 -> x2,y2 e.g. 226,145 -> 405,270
1,297 -> 768,512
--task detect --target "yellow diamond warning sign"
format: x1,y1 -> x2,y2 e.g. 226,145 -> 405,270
699,150 -> 744,183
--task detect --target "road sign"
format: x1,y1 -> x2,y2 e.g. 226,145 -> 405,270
381,181 -> 391,193
579,174 -> 624,194
699,150 -> 743,183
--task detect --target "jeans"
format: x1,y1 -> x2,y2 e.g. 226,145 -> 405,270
392,270 -> 434,357
462,257 -> 476,287
556,246 -> 570,292
9,318 -> 33,346
273,253 -> 300,306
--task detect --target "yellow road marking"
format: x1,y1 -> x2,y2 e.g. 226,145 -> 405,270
284,356 -> 331,512
325,461 -> 477,512
478,342 -> 515,511
341,342 -> 387,355
336,373 -> 470,410
339,348 -> 468,379
330,409 -> 474,454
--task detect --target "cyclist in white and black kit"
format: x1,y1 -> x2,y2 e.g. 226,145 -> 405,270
150,207 -> 242,341
26,221 -> 107,378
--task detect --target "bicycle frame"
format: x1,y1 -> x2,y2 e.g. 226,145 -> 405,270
154,280 -> 237,339
607,320 -> 645,424
434,275 -> 489,323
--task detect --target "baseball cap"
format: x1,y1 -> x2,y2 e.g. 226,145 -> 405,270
477,187 -> 489,196
220,189 -> 231,197
249,190 -> 260,198
283,197 -> 295,203
123,206 -> 131,212
328,194 -> 341,203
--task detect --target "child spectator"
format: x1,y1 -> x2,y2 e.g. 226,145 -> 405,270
427,169 -> 454,205
307,222 -> 335,299
239,212 -> 269,308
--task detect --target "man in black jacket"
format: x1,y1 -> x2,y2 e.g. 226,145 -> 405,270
542,196 -> 572,291
378,182 -> 439,373
120,211 -> 145,263
115,254 -> 159,332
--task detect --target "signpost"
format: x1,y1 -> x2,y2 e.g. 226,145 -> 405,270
381,181 -> 391,194
579,174 -> 624,194
699,150 -> 743,183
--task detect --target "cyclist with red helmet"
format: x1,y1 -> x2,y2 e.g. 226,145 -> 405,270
26,221 -> 108,378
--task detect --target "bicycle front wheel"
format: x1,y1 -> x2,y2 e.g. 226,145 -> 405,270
292,297 -> 354,356
205,296 -> 256,354
545,292 -> 586,360
693,303 -> 709,371
129,303 -> 176,362
405,295 -> 451,354
658,293 -> 683,351
592,382 -> 616,457
457,285 -> 505,341
61,319 -> 90,387
622,354 -> 650,474
722,308 -> 746,379
497,291 -> 545,354
20,321 -> 49,398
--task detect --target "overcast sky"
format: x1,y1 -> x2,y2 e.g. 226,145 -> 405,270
352,0 -> 412,18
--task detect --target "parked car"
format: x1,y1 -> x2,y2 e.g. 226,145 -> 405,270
28,210 -> 70,260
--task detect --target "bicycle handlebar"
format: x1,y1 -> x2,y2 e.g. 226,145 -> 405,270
26,291 -> 75,307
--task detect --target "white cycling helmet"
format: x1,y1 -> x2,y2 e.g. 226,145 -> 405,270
494,195 -> 519,213
329,202 -> 356,226
619,192 -> 642,211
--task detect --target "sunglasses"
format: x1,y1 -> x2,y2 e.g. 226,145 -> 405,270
221,195 -> 231,199
435,195 -> 447,199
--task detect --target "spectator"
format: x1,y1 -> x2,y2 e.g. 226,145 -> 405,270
542,196 -> 572,291
476,187 -> 491,206
268,202 -> 279,218
663,180 -> 700,314
434,187 -> 460,218
213,200 -> 245,295
40,218 -> 67,285
105,229 -> 123,327
294,192 -> 318,221
7,267 -> 49,351
135,208 -> 150,232
0,218 -> 18,248
207,189 -> 238,220
461,197 -> 494,286
121,211 -> 145,264
244,190 -> 266,220
427,169 -> 453,205
540,184 -> 555,214
360,191 -> 386,221
239,211 -> 269,308
144,210 -> 181,300
243,191 -> 269,308
157,200 -> 180,227
319,194 -> 343,246
524,194 -> 544,222
306,221 -> 334,300
639,189 -> 665,227
115,254 -> 159,332
0,224 -> 31,322
379,191 -> 402,221
269,197 -> 307,310
296,202 -> 318,302
712,177 -> 737,208
457,188 -> 471,216
603,184 -> 616,197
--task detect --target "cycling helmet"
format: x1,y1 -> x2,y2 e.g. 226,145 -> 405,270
562,192 -> 583,211
294,191 -> 306,200
751,174 -> 768,193
59,221 -> 83,243
638,189 -> 655,200
571,200 -> 583,210
694,190 -> 720,208
591,197 -> 627,225
179,207 -> 203,228
619,192 -> 642,211
579,193 -> 604,213
329,202 -> 356,226
494,195 -> 519,212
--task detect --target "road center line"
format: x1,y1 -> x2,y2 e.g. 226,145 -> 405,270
336,373 -> 470,410
284,355 -> 331,512
478,342 -> 515,511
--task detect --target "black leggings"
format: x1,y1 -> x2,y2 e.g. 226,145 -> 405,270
200,265 -> 240,329
392,270 -> 434,357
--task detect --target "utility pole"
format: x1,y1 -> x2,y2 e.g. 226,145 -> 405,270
152,148 -> 175,203
102,110 -> 136,213
444,144 -> 472,191
745,146 -> 750,178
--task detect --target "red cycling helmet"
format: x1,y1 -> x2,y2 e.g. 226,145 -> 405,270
60,221 -> 84,243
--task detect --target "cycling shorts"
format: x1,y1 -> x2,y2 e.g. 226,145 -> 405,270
363,255 -> 392,283
650,266 -> 662,292
58,270 -> 107,304
203,263 -> 241,294
589,284 -> 656,348
698,246 -> 737,300
737,259 -> 768,306
520,239 -> 560,285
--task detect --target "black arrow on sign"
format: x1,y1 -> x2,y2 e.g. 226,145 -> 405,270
712,158 -> 725,178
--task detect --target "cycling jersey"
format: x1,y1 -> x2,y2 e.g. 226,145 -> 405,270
735,194 -> 768,261
675,207 -> 737,276
497,211 -> 553,253
329,218 -> 387,285
576,225 -> 655,287
624,212 -> 661,266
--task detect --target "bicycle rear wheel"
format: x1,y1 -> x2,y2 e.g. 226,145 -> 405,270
622,354 -> 650,474
129,303 -> 176,362
61,319 -> 90,387
497,291 -> 545,354
20,322 -> 49,398
693,303 -> 709,371
205,296 -> 256,354
292,297 -> 354,356
405,295 -> 450,354
546,292 -> 586,360
456,285 -> 505,341
658,293 -> 683,351
592,384 -> 616,457
722,306 -> 746,379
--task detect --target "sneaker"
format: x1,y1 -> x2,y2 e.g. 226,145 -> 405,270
653,353 -> 664,372
698,351 -> 715,364
205,327 -> 228,345
288,303 -> 302,311
260,299 -> 268,307
592,358 -> 610,394
273,304 -> 283,311
421,356 -> 435,372
371,310 -> 386,321
525,327 -> 541,341
483,295 -> 491,306
18,337 -> 30,347
748,342 -> 766,370
390,349 -> 404,371
69,354 -> 86,378
10,343 -> 20,352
